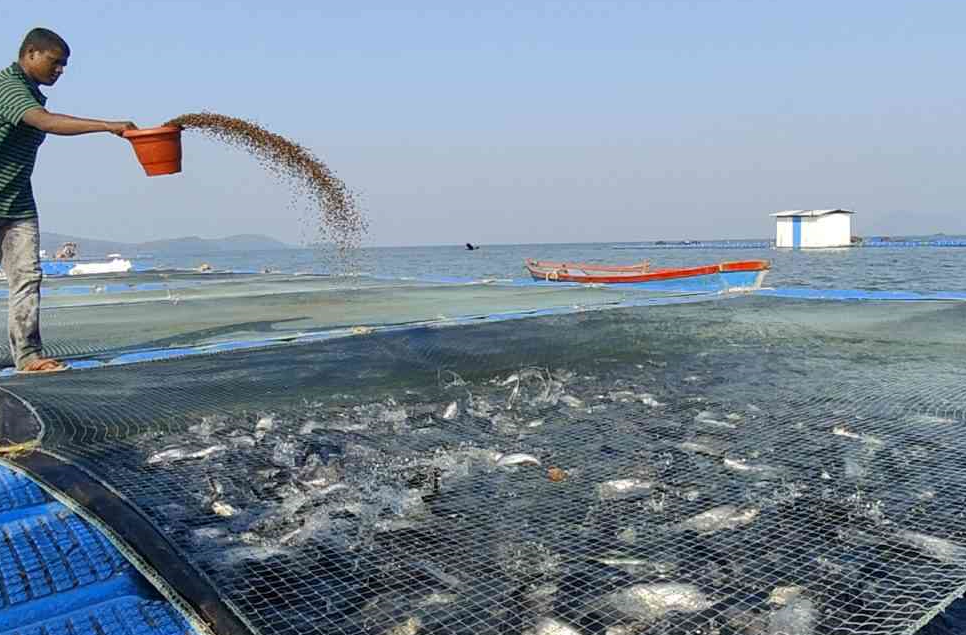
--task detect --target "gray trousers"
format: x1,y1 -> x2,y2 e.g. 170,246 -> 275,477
0,218 -> 42,369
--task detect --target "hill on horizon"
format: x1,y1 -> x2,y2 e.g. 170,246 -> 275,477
40,233 -> 294,257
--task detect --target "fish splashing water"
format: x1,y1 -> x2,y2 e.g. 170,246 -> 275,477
768,596 -> 815,635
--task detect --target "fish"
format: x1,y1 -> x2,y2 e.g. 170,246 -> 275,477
211,501 -> 238,517
597,478 -> 654,501
560,395 -> 584,408
298,420 -> 325,434
832,425 -> 882,445
680,505 -> 759,534
416,592 -> 457,607
595,556 -> 653,567
607,391 -> 637,402
607,583 -> 711,621
382,616 -> 421,635
523,617 -> 584,635
723,457 -> 779,477
638,393 -> 663,407
679,441 -> 724,457
500,373 -> 520,386
496,453 -> 542,467
147,444 -> 226,465
442,401 -> 459,420
768,597 -> 815,635
592,556 -> 674,576
312,483 -> 349,497
506,382 -> 521,408
909,414 -> 956,425
232,433 -> 258,449
695,411 -> 737,429
768,585 -> 804,606
896,530 -> 966,563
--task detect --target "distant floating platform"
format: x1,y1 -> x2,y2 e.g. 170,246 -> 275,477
613,241 -> 771,250
614,239 -> 966,249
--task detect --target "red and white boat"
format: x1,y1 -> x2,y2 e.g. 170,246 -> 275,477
524,259 -> 770,290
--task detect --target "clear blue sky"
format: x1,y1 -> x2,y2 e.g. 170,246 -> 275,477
3,1 -> 965,246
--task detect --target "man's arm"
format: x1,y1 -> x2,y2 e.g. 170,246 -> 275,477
21,107 -> 136,136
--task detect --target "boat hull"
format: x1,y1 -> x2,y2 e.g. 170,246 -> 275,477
525,259 -> 770,291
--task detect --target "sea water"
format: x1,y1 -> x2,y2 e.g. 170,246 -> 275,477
143,239 -> 966,293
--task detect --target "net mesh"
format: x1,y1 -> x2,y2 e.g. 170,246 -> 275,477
0,273 -> 659,367
0,274 -> 964,635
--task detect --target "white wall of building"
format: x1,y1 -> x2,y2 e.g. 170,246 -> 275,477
818,212 -> 852,247
774,212 -> 852,248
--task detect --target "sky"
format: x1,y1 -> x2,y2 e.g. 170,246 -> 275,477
2,1 -> 965,247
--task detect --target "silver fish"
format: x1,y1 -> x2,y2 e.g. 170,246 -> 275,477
299,420 -> 325,434
595,556 -> 652,567
679,441 -> 724,457
147,444 -> 226,465
496,453 -> 542,467
695,411 -> 737,429
312,483 -> 349,497
680,505 -> 759,534
638,393 -> 663,407
382,616 -> 421,635
597,478 -> 654,501
896,530 -> 966,563
228,434 -> 257,449
211,500 -> 238,517
607,391 -> 637,402
442,401 -> 459,420
768,585 -> 804,606
523,617 -> 584,635
608,583 -> 711,621
722,457 -> 778,476
560,395 -> 584,408
832,425 -> 882,446
909,414 -> 956,425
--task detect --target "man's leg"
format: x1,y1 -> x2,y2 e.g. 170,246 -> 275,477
1,218 -> 44,369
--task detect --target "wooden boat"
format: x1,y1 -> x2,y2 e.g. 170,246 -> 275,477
524,258 -> 770,290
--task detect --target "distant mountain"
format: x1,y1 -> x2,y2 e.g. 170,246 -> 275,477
40,233 -> 293,258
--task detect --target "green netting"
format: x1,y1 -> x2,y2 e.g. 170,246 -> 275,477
0,273 -> 663,367
0,276 -> 964,635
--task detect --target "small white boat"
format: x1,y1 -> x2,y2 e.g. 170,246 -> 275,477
68,258 -> 133,276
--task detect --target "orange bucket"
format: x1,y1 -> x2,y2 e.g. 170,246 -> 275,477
122,126 -> 183,176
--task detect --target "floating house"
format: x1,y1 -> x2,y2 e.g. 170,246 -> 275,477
771,209 -> 854,248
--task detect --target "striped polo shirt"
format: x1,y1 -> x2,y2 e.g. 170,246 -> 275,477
0,63 -> 47,220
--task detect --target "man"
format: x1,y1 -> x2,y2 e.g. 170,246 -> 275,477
0,28 -> 136,373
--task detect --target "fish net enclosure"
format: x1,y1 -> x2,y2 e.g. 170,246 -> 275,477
1,274 -> 965,635
0,272 -> 655,368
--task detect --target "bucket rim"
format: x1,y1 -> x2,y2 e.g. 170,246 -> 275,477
122,125 -> 182,139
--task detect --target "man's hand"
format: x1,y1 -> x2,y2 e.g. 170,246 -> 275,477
105,121 -> 137,136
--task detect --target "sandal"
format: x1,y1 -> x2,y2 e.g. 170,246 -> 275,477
18,358 -> 69,374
